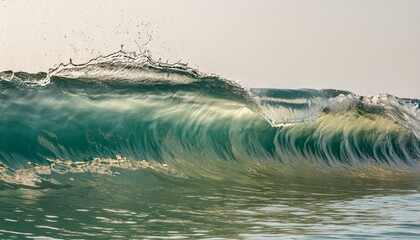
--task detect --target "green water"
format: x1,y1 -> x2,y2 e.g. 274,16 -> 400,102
1,52 -> 419,239
1,170 -> 420,239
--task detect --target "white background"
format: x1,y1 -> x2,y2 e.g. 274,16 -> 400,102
1,0 -> 419,97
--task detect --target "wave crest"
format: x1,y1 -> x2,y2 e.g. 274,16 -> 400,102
0,51 -> 419,186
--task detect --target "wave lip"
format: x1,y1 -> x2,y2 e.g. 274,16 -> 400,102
49,51 -> 204,84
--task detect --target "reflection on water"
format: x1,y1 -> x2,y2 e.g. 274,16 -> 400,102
1,170 -> 420,239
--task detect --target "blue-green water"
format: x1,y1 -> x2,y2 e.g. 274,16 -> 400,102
0,52 -> 419,239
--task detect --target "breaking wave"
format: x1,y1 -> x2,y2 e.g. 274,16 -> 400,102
0,51 -> 419,187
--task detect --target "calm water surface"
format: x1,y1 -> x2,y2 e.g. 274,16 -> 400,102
1,170 -> 419,239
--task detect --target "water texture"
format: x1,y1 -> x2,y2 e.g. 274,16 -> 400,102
0,51 -> 419,239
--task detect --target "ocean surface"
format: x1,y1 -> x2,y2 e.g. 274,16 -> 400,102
0,51 -> 419,239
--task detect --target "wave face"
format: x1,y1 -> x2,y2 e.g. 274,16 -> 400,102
0,51 -> 419,186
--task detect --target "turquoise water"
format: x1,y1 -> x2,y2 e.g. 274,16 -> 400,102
0,52 -> 419,239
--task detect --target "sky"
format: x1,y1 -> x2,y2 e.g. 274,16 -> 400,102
0,0 -> 419,98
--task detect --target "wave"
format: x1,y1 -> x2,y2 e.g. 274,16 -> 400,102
0,51 -> 419,186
